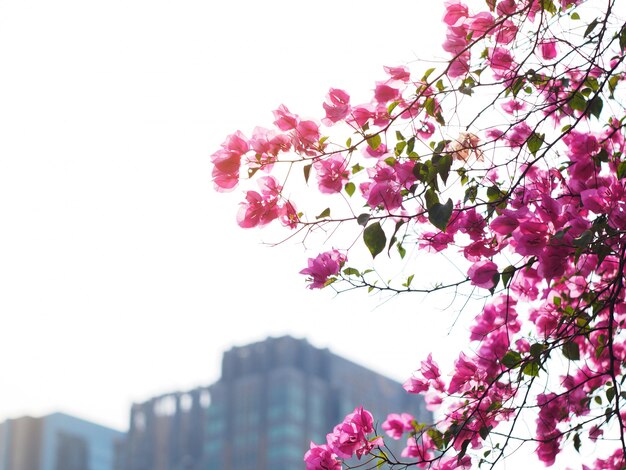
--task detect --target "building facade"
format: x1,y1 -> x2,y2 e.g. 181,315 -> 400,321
0,412 -> 124,470
203,336 -> 430,469
120,388 -> 210,470
122,336 -> 430,470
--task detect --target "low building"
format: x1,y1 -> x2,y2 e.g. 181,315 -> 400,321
0,412 -> 124,470
121,388 -> 209,470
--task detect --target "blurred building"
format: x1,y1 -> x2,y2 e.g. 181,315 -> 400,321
121,335 -> 431,470
0,412 -> 123,470
120,387 -> 210,470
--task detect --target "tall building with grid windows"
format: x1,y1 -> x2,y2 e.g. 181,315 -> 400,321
202,336 -> 431,470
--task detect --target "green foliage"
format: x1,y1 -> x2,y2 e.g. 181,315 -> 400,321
363,222 -> 386,259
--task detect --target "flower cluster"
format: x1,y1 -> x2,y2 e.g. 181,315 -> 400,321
212,0 -> 626,467
304,407 -> 383,470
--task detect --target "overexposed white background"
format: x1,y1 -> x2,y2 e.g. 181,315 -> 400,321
0,0 -> 460,431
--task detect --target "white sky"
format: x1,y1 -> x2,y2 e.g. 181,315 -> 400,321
0,0 -> 468,433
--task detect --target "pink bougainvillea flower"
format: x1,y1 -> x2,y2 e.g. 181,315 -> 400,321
501,99 -> 525,114
314,154 -> 349,194
273,104 -> 299,131
210,131 -> 250,191
496,0 -> 518,15
236,176 -> 282,228
494,20 -> 518,45
300,250 -> 347,289
382,413 -> 414,439
279,200 -> 299,229
404,353 -> 446,395
443,0 -> 468,26
326,407 -> 376,459
539,40 -> 558,60
468,259 -> 499,289
294,119 -> 321,152
466,12 -> 495,37
322,88 -> 351,126
304,443 -> 341,470
384,65 -> 411,82
448,52 -> 471,78
506,122 -> 533,147
448,352 -> 482,394
443,32 -> 468,55
488,47 -> 515,73
374,83 -> 401,104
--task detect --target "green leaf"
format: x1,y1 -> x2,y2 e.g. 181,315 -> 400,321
571,12 -> 580,19
428,199 -> 453,232
540,0 -> 556,14
424,188 -> 440,210
352,163 -> 364,174
363,222 -> 387,259
487,185 -> 504,202
343,267 -> 360,276
573,433 -> 581,453
569,92 -> 587,112
367,134 -> 382,150
402,274 -> 414,288
510,77 -> 525,97
344,182 -> 355,197
617,161 -> 626,179
464,185 -> 478,203
433,153 -> 453,184
303,164 -> 312,183
587,95 -> 603,119
422,67 -> 436,81
397,242 -> 406,259
502,350 -> 522,369
527,133 -> 544,156
562,342 -> 580,361
607,387 -> 616,403
584,18 -> 599,38
573,230 -> 593,247
406,136 -> 416,155
316,208 -> 331,219
424,97 -> 436,117
479,426 -> 493,440
523,361 -> 540,377
530,343 -> 546,358
388,220 -> 406,256
395,141 -> 406,156
501,265 -> 516,288
609,75 -> 620,99
357,213 -> 371,227
435,112 -> 445,126
427,428 -> 445,449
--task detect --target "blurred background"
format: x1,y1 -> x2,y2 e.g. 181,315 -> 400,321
0,1 -> 460,469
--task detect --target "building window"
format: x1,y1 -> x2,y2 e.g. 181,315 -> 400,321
55,432 -> 88,470
269,379 -> 305,423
